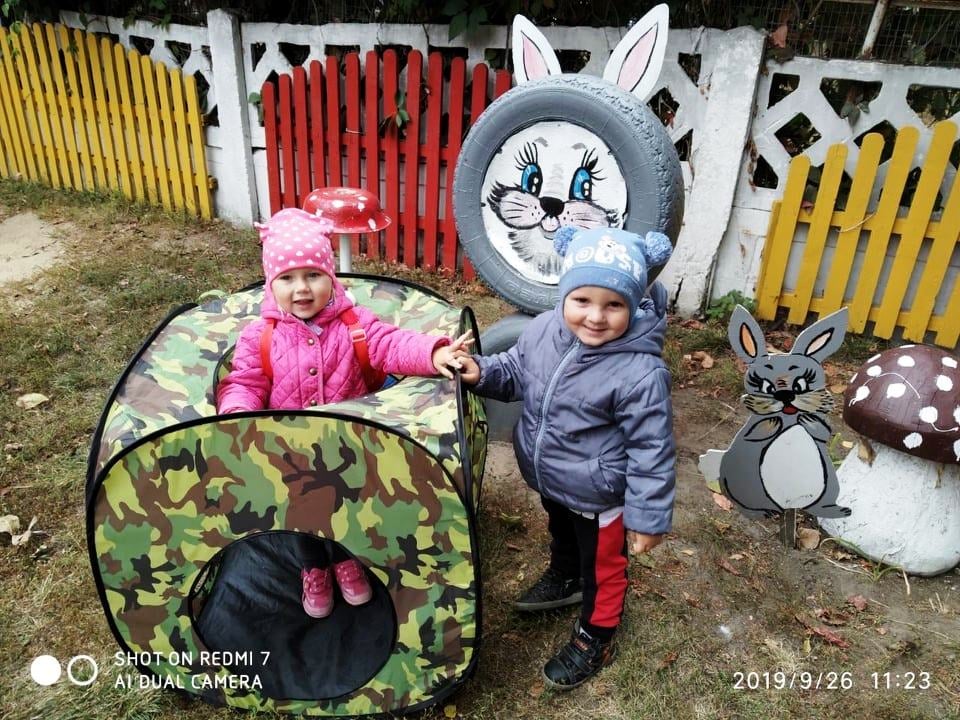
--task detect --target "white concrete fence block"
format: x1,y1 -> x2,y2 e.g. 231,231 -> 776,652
660,26 -> 766,315
207,9 -> 259,224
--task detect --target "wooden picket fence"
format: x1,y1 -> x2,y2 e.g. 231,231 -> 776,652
0,23 -> 212,218
261,50 -> 514,278
755,121 -> 960,348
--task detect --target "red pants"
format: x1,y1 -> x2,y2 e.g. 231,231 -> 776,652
542,496 -> 629,641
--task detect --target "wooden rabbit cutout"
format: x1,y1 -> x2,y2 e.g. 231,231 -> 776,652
700,307 -> 852,529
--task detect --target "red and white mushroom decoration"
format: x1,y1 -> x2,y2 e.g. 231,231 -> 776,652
302,187 -> 391,273
820,344 -> 960,575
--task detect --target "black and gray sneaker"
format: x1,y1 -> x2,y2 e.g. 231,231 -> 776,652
514,567 -> 582,611
542,622 -> 616,690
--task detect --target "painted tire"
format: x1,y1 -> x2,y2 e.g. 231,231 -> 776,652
454,74 -> 684,315
478,312 -> 532,442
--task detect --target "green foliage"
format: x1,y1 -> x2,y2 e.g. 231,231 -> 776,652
706,291 -> 756,323
378,89 -> 411,137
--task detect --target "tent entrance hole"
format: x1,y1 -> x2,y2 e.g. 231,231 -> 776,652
189,532 -> 396,701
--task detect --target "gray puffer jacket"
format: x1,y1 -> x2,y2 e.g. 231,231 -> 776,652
473,283 -> 675,534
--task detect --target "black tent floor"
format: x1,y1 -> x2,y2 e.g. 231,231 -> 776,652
192,532 -> 396,701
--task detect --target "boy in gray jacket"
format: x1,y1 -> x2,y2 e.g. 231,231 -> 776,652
459,226 -> 676,689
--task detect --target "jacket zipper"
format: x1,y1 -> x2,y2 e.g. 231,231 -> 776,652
533,339 -> 580,489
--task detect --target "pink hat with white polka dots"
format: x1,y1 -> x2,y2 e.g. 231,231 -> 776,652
256,208 -> 336,285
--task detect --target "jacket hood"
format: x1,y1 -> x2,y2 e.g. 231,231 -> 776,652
261,276 -> 354,325
555,280 -> 668,357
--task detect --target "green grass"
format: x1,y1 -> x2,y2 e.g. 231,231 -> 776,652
1,180 -> 958,720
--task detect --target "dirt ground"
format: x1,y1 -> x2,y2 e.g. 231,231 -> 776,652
2,205 -> 959,718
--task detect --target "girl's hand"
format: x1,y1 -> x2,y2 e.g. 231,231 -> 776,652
627,531 -> 662,555
449,330 -> 474,354
432,331 -> 475,379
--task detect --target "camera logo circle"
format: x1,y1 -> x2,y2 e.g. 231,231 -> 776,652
30,655 -> 99,686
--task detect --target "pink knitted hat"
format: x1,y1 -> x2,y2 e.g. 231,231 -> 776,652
256,208 -> 336,285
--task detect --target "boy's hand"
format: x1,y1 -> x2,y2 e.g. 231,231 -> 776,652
457,355 -> 480,384
627,531 -> 662,555
432,331 -> 474,379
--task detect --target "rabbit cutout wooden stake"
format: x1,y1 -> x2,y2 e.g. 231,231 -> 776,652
699,306 -> 852,525
452,6 -> 683,314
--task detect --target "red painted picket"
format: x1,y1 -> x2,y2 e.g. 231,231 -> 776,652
363,51 -> 380,260
262,51 -> 514,276
382,51 -> 400,264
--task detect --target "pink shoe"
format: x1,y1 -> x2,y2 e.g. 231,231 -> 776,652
334,559 -> 373,606
301,567 -> 334,618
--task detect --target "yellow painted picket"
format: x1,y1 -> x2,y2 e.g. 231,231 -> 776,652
755,122 -> 960,348
0,22 -> 212,218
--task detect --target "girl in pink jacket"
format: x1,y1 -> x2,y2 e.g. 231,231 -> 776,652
217,207 -> 471,618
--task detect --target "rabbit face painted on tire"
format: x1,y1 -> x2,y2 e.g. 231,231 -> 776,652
483,127 -> 626,282
709,306 -> 853,520
452,5 -> 683,314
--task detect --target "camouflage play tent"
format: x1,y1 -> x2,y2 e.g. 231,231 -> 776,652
86,275 -> 487,716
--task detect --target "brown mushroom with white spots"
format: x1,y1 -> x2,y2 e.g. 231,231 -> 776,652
819,344 -> 960,576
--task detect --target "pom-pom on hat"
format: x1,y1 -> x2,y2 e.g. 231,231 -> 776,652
256,208 -> 336,286
554,226 -> 673,321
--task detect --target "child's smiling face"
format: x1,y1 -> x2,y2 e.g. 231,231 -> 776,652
271,268 -> 333,320
562,285 -> 631,346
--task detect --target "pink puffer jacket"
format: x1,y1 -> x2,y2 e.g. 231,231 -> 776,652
217,278 -> 450,413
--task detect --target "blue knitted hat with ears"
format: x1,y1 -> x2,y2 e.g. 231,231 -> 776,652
553,226 -> 673,321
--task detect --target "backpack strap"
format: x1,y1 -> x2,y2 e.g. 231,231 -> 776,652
340,307 -> 386,391
260,319 -> 275,380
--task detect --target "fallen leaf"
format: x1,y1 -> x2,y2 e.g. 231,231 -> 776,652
829,383 -> 846,394
680,549 -> 695,556
16,393 -> 49,410
810,625 -> 850,648
444,704 -> 457,718
794,612 -> 850,648
633,553 -> 656,570
11,516 -> 38,546
797,528 -> 821,549
711,518 -> 731,534
498,512 -> 523,528
857,438 -> 876,465
712,493 -> 733,511
692,350 -> 715,369
527,682 -> 544,699
682,591 -> 701,608
3,442 -> 22,452
841,440 -> 854,449
770,22 -> 789,48
877,627 -> 887,635
657,650 -> 679,670
815,607 -> 850,626
505,543 -> 522,552
847,594 -> 868,611
802,636 -> 812,654
719,558 -> 742,576
728,553 -> 744,561
680,318 -> 704,330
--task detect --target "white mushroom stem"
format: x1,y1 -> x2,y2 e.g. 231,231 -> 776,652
819,442 -> 960,576
339,233 -> 352,273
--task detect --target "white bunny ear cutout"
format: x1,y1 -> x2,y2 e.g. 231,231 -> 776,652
511,15 -> 562,85
603,3 -> 669,100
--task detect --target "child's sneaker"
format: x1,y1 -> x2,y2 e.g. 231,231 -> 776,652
301,567 -> 334,618
514,566 -> 582,611
542,621 -> 616,690
334,559 -> 373,606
